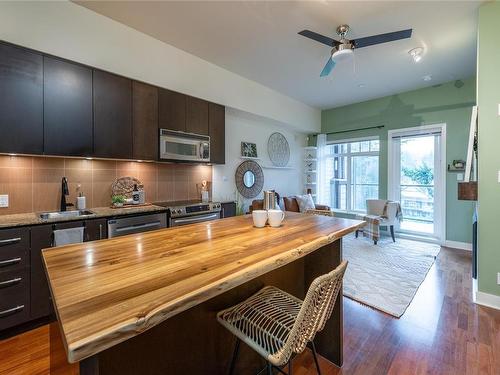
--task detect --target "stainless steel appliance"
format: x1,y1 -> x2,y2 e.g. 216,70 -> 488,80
159,129 -> 210,162
155,200 -> 221,227
107,213 -> 167,238
263,190 -> 280,210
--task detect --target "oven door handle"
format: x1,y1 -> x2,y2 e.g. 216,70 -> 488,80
115,221 -> 162,233
172,213 -> 219,225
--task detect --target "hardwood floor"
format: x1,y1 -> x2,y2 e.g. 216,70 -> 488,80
1,247 -> 499,375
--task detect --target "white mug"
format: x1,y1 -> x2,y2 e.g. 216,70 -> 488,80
268,209 -> 285,228
252,210 -> 268,228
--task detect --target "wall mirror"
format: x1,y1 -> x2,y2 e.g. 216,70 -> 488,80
235,160 -> 264,198
243,170 -> 255,188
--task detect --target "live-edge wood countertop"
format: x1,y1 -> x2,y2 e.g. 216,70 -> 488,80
42,212 -> 364,363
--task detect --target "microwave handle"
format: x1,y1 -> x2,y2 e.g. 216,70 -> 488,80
199,142 -> 205,159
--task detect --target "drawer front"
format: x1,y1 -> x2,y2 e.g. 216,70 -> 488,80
0,227 -> 29,271
0,267 -> 29,330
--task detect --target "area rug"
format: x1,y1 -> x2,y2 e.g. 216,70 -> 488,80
342,235 -> 440,318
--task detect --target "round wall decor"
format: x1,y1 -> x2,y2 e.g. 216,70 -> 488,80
235,160 -> 264,198
268,132 -> 290,167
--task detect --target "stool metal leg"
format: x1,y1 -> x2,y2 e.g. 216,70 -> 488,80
267,362 -> 273,375
310,341 -> 322,375
229,338 -> 241,375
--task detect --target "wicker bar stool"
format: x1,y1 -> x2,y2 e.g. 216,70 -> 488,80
217,260 -> 348,375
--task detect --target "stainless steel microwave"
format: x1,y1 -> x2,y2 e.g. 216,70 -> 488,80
159,129 -> 210,162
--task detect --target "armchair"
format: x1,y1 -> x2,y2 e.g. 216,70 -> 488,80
356,199 -> 400,243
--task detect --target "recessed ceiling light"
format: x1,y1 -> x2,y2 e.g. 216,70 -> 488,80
408,47 -> 424,63
358,83 -> 366,88
423,75 -> 432,81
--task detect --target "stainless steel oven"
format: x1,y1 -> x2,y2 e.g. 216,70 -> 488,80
159,129 -> 210,162
154,200 -> 222,227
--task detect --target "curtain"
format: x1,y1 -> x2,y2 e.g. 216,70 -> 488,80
317,134 -> 328,205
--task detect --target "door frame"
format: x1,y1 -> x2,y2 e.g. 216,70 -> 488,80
387,123 -> 447,244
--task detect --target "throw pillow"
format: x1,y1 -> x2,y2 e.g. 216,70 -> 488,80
295,194 -> 315,213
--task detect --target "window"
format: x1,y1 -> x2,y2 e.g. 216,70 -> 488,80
322,138 -> 379,212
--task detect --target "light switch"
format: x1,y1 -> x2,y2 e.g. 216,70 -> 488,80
0,195 -> 8,208
498,171 -> 500,183
457,173 -> 463,181
498,103 -> 500,116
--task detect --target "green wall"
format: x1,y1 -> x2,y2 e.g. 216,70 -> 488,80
477,2 -> 500,297
319,78 -> 476,243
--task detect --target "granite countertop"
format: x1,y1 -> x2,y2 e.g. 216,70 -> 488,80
0,205 -> 168,229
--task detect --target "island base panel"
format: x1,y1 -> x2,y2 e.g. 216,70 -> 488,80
52,239 -> 342,375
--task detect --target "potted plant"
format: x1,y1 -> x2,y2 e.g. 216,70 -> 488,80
112,195 -> 126,208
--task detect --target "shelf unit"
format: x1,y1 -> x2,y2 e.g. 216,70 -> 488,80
304,146 -> 318,202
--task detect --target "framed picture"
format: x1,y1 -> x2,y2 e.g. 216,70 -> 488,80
241,142 -> 258,158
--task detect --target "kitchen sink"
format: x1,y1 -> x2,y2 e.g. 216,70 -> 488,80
39,210 -> 96,220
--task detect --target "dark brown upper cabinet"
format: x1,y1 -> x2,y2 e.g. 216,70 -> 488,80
93,70 -> 133,159
159,88 -> 186,132
43,56 -> 93,156
209,103 -> 225,164
0,43 -> 43,154
133,81 -> 158,161
186,96 -> 209,135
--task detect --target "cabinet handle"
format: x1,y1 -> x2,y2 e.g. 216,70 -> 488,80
0,277 -> 21,288
0,305 -> 24,318
99,224 -> 103,240
0,257 -> 21,267
0,237 -> 21,246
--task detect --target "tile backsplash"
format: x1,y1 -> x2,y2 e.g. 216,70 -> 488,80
0,155 -> 212,215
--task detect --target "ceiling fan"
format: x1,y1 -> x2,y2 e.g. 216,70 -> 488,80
298,25 -> 412,77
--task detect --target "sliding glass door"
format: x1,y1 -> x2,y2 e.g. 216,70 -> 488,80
389,125 -> 445,241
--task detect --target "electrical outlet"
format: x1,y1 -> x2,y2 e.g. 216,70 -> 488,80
497,272 -> 500,285
0,195 -> 8,208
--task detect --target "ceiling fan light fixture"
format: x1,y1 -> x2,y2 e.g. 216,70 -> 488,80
332,44 -> 353,61
408,47 -> 424,63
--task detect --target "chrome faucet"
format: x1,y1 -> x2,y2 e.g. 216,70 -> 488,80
60,177 -> 74,211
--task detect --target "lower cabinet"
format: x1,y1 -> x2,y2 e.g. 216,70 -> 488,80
0,228 -> 30,331
221,202 -> 237,218
30,225 -> 53,320
30,219 -> 108,322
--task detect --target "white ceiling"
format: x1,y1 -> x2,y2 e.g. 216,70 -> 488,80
76,1 -> 480,109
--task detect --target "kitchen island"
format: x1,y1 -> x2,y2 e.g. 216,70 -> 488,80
43,212 -> 363,374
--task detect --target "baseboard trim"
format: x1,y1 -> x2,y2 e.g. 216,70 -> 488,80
474,290 -> 500,310
443,240 -> 472,251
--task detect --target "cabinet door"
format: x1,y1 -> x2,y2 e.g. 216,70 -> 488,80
209,103 -> 225,164
93,70 -> 132,158
85,218 -> 107,241
30,225 -> 53,320
159,89 -> 186,132
133,81 -> 158,160
0,42 -> 43,154
221,202 -> 236,218
44,56 -> 93,156
186,96 -> 209,135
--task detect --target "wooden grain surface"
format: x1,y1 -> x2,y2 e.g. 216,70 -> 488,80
42,212 -> 362,364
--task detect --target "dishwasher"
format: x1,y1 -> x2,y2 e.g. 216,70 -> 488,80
107,213 -> 167,238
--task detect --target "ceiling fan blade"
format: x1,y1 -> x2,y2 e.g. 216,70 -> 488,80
352,29 -> 412,49
320,58 -> 336,77
298,30 -> 338,47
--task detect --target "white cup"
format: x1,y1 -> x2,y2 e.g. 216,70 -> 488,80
268,209 -> 285,228
252,210 -> 268,228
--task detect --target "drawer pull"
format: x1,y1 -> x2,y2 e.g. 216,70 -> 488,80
0,257 -> 21,267
0,277 -> 22,288
0,305 -> 24,318
0,237 -> 21,246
